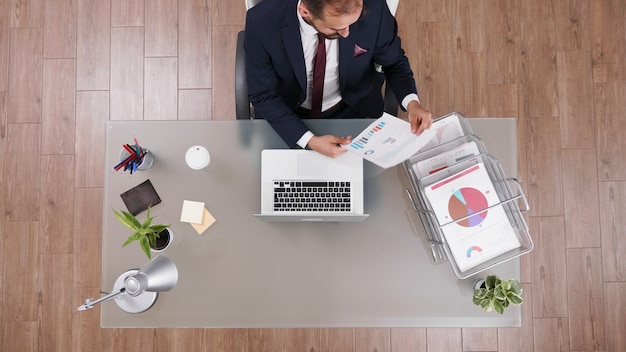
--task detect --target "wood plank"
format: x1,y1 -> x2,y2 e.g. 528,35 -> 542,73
9,0 -> 43,27
76,0 -> 110,90
75,91 -> 108,188
5,123 -> 41,221
2,221 -> 39,321
179,0 -> 212,89
604,282 -> 626,352
248,328 -> 282,352
425,328 -> 462,352
110,26 -> 144,120
486,0 -> 521,85
72,288 -> 110,351
462,328 -> 498,351
520,0 -> 554,20
282,328 -> 320,352
73,188 -> 102,288
39,254 -> 73,352
556,50 -> 594,148
8,28 -> 43,123
212,25 -> 239,120
598,182 -> 626,282
202,328 -> 248,351
154,328 -> 204,352
520,20 -> 559,117
561,148 -> 601,248
111,0 -> 144,26
40,155 -> 75,254
0,224 -> 4,321
566,248 -> 606,350
0,0 -> 8,91
0,91 -> 6,187
553,0 -> 591,51
145,57 -> 178,120
108,329 -> 155,351
526,117 -> 563,216
453,0 -> 486,53
412,21 -> 454,116
321,328 -> 355,352
453,51 -> 486,117
390,328 -> 426,352
594,82 -> 626,181
354,328 -> 390,352
485,84 -> 518,118
497,283 -> 534,352
533,318 -> 570,351
530,216 -> 569,318
411,0 -> 454,22
589,0 -> 626,82
213,0 -> 245,26
145,0 -> 178,57
178,89 -> 212,120
42,58 -> 76,154
43,0 -> 77,58
1,322 -> 38,352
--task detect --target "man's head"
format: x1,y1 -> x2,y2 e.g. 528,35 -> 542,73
298,0 -> 364,39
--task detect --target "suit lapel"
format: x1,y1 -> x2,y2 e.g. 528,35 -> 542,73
282,1 -> 306,95
338,21 -> 358,91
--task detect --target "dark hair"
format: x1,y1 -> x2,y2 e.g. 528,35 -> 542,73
302,0 -> 363,19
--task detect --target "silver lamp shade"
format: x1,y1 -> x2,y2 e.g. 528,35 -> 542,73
78,255 -> 179,313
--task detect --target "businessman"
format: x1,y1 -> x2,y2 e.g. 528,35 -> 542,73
245,0 -> 432,157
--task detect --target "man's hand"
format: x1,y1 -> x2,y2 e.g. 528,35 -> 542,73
407,100 -> 433,135
307,135 -> 352,158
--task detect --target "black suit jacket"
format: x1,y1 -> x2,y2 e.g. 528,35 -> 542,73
245,0 -> 417,147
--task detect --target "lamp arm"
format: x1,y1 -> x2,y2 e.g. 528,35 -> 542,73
77,288 -> 126,311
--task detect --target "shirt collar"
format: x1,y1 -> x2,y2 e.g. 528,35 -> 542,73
297,0 -> 318,35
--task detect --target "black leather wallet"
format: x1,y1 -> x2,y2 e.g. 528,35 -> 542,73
120,179 -> 162,216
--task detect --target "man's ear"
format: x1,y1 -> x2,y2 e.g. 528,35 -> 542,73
297,2 -> 310,17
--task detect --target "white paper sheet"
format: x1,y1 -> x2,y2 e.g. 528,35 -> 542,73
342,113 -> 436,169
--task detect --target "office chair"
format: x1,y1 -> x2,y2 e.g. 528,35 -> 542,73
235,0 -> 400,120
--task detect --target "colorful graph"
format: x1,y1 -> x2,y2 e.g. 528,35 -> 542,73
466,246 -> 483,258
348,121 -> 385,150
447,187 -> 489,227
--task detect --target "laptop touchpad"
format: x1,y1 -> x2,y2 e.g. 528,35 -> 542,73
297,153 -> 327,176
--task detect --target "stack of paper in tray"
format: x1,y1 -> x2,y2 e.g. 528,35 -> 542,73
416,114 -> 521,272
180,200 -> 216,235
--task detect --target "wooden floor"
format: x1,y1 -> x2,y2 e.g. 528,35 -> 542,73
1,0 -> 624,351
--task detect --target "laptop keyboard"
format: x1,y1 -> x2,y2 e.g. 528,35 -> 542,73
273,180 -> 352,212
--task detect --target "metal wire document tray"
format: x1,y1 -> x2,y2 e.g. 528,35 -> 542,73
403,112 -> 533,279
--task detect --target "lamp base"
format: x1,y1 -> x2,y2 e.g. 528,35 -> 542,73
112,269 -> 158,313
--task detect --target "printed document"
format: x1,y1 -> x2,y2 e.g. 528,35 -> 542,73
342,113 -> 436,168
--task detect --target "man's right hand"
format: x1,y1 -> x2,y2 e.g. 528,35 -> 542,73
307,135 -> 352,158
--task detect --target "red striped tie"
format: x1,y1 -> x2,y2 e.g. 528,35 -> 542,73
311,33 -> 326,118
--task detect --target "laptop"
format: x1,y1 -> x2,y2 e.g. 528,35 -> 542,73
255,149 -> 369,222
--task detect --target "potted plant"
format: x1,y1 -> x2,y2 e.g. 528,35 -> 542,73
114,207 -> 172,259
472,275 -> 523,314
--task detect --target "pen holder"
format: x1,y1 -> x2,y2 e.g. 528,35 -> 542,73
118,144 -> 154,172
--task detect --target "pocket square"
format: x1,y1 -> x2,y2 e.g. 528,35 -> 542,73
353,44 -> 368,57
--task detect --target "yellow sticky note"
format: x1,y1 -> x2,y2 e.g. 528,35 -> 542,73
191,208 -> 216,235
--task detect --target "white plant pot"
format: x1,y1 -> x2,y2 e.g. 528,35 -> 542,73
150,228 -> 173,253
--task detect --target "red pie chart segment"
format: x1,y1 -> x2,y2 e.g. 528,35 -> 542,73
448,188 -> 489,227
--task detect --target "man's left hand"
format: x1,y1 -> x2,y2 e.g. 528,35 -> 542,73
407,100 -> 433,135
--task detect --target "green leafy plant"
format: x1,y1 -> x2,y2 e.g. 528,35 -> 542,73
472,275 -> 523,314
114,207 -> 170,259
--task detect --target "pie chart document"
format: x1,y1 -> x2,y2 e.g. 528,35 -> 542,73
424,162 -> 521,272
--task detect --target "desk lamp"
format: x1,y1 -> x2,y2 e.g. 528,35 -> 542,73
77,255 -> 178,313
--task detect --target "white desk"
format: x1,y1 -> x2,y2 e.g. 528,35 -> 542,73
101,118 -> 521,327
